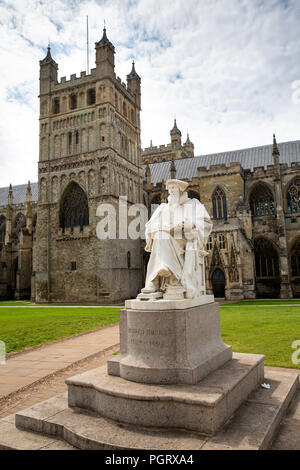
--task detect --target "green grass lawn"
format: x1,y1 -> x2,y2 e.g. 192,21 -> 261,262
0,301 -> 299,370
0,306 -> 120,354
220,302 -> 300,369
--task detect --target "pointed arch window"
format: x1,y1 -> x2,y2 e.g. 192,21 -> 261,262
254,238 -> 279,278
250,184 -> 274,216
212,187 -> 227,220
287,177 -> 300,214
59,183 -> 89,233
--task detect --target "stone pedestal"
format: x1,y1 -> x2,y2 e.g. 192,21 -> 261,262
108,300 -> 232,385
64,300 -> 263,436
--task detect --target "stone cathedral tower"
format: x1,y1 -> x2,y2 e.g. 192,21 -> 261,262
33,28 -> 143,303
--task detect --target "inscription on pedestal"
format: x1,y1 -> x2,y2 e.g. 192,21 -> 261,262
128,328 -> 174,348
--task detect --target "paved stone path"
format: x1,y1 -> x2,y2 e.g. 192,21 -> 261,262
0,324 -> 119,399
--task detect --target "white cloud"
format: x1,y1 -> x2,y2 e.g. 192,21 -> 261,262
0,0 -> 300,187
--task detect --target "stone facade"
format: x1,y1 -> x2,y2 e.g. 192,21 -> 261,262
1,32 -> 300,301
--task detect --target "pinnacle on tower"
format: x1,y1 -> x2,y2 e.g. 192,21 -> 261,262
39,45 -> 58,94
170,119 -> 181,136
8,184 -> 13,206
95,27 -> 115,50
185,133 -> 191,145
272,133 -> 280,156
95,26 -> 115,78
40,45 -> 58,68
26,181 -> 32,202
126,60 -> 141,107
127,61 -> 140,80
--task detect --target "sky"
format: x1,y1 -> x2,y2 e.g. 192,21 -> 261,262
1,0 -> 300,187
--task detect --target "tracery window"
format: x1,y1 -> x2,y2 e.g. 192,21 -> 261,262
250,184 -> 274,216
59,183 -> 89,233
287,177 -> 300,214
218,234 -> 226,250
291,240 -> 300,276
206,236 -> 213,251
212,187 -> 227,220
254,238 -> 279,278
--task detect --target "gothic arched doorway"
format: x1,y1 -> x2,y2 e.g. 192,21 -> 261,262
212,269 -> 226,298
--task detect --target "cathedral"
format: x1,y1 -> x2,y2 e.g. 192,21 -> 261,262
1,29 -> 300,302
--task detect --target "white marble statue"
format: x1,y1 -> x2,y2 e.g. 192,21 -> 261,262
139,179 -> 213,301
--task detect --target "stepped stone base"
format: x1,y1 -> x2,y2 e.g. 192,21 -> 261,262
1,368 -> 296,450
67,353 -> 264,435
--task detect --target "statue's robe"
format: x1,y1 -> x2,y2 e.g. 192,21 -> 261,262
145,193 -> 213,298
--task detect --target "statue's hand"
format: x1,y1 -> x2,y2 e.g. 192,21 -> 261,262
185,228 -> 197,241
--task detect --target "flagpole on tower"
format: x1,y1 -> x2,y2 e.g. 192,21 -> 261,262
86,15 -> 89,74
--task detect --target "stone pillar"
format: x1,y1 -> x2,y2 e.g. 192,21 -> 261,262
272,136 -> 293,299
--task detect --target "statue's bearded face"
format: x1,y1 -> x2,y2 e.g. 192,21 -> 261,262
168,184 -> 180,205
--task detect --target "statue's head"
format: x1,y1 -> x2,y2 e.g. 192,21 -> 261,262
166,179 -> 189,204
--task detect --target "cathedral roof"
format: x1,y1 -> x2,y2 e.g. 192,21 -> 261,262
143,139 -> 300,184
0,183 -> 38,207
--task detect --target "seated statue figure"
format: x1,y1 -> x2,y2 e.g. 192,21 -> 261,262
139,179 -> 213,301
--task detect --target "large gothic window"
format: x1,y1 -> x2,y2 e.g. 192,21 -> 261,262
254,238 -> 279,278
287,177 -> 300,214
59,183 -> 89,233
0,215 -> 6,246
250,184 -> 275,216
291,240 -> 300,277
212,187 -> 227,220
